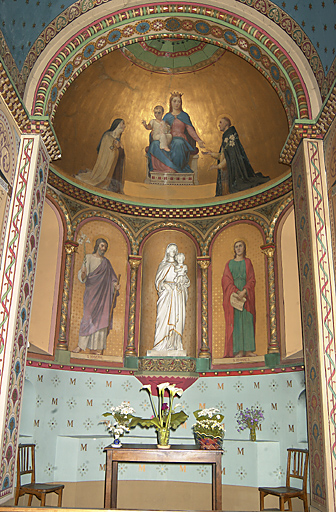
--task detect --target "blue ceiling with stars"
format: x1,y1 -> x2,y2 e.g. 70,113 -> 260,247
0,0 -> 335,72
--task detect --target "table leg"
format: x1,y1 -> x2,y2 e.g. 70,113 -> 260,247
104,453 -> 112,509
215,459 -> 222,510
111,460 -> 118,509
212,463 -> 216,510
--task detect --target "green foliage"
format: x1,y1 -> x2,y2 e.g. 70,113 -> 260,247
130,411 -> 188,430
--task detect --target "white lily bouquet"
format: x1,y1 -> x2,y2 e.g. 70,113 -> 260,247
135,382 -> 188,432
102,383 -> 188,449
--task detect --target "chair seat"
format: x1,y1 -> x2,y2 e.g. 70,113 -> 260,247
20,483 -> 64,492
259,449 -> 309,512
259,486 -> 303,497
16,444 -> 64,507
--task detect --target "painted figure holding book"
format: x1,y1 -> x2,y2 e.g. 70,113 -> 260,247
222,240 -> 256,358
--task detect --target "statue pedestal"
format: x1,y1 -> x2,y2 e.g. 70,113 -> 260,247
146,349 -> 187,357
149,172 -> 194,186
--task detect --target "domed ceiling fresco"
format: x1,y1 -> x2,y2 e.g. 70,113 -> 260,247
52,38 -> 290,202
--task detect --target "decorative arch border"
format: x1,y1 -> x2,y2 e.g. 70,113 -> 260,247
47,168 -> 293,219
30,5 -> 311,123
47,188 -> 73,240
138,222 -> 204,256
204,212 -> 269,255
16,0 -> 327,102
72,210 -> 138,253
268,194 -> 293,242
234,0 -> 334,99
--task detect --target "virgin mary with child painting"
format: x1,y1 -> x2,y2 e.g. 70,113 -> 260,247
146,92 -> 205,174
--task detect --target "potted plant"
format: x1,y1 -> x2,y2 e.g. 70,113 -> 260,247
131,382 -> 188,449
193,408 -> 225,450
101,401 -> 136,447
235,406 -> 264,441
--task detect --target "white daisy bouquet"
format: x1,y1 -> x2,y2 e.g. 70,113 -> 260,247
102,401 -> 136,443
193,407 -> 225,438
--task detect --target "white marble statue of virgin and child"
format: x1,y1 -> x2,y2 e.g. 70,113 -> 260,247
148,243 -> 190,356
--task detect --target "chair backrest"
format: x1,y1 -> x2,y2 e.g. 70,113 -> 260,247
17,444 -> 36,487
286,448 -> 309,491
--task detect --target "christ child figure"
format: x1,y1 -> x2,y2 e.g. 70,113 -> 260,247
174,252 -> 190,291
142,105 -> 172,152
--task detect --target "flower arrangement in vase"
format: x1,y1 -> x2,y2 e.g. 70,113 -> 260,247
102,401 -> 136,447
132,382 -> 188,449
193,408 -> 225,450
235,406 -> 264,441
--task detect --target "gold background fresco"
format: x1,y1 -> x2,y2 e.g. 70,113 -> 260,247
52,38 -> 290,360
53,47 -> 290,201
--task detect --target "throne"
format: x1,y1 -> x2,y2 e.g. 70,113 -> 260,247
145,146 -> 199,186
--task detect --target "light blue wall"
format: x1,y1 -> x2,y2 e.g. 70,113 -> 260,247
20,367 -> 307,488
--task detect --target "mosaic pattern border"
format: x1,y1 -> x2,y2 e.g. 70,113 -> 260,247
48,170 -> 293,219
30,10 -> 309,123
0,63 -> 60,160
292,144 -> 326,507
0,138 -> 34,394
25,358 -> 304,376
0,109 -> 16,265
236,0 -> 334,99
306,139 -> 336,502
0,0 -> 332,102
281,83 -> 336,166
0,142 -> 49,497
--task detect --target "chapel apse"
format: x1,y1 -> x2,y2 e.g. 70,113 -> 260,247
52,42 -> 290,203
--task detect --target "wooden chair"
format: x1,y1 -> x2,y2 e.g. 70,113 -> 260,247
259,448 -> 309,512
15,443 -> 64,507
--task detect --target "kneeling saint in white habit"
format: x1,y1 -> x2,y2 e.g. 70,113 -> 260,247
151,243 -> 190,353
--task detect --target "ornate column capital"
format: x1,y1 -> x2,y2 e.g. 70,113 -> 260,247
197,256 -> 211,270
260,243 -> 275,258
64,240 -> 79,255
128,255 -> 142,269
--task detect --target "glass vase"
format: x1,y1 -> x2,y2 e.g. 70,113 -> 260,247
249,425 -> 256,441
157,428 -> 170,449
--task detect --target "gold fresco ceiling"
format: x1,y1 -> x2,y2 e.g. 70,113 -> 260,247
52,41 -> 290,203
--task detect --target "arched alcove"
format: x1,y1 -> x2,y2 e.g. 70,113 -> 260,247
210,222 -> 267,360
276,206 -> 303,360
68,218 -> 129,361
139,230 -> 197,356
29,199 -> 64,355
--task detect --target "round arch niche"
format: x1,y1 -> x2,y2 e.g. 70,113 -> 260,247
139,230 -> 197,357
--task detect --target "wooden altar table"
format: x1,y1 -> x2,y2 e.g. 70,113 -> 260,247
104,443 -> 223,510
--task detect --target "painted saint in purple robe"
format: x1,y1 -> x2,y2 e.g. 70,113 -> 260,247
73,238 -> 119,354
